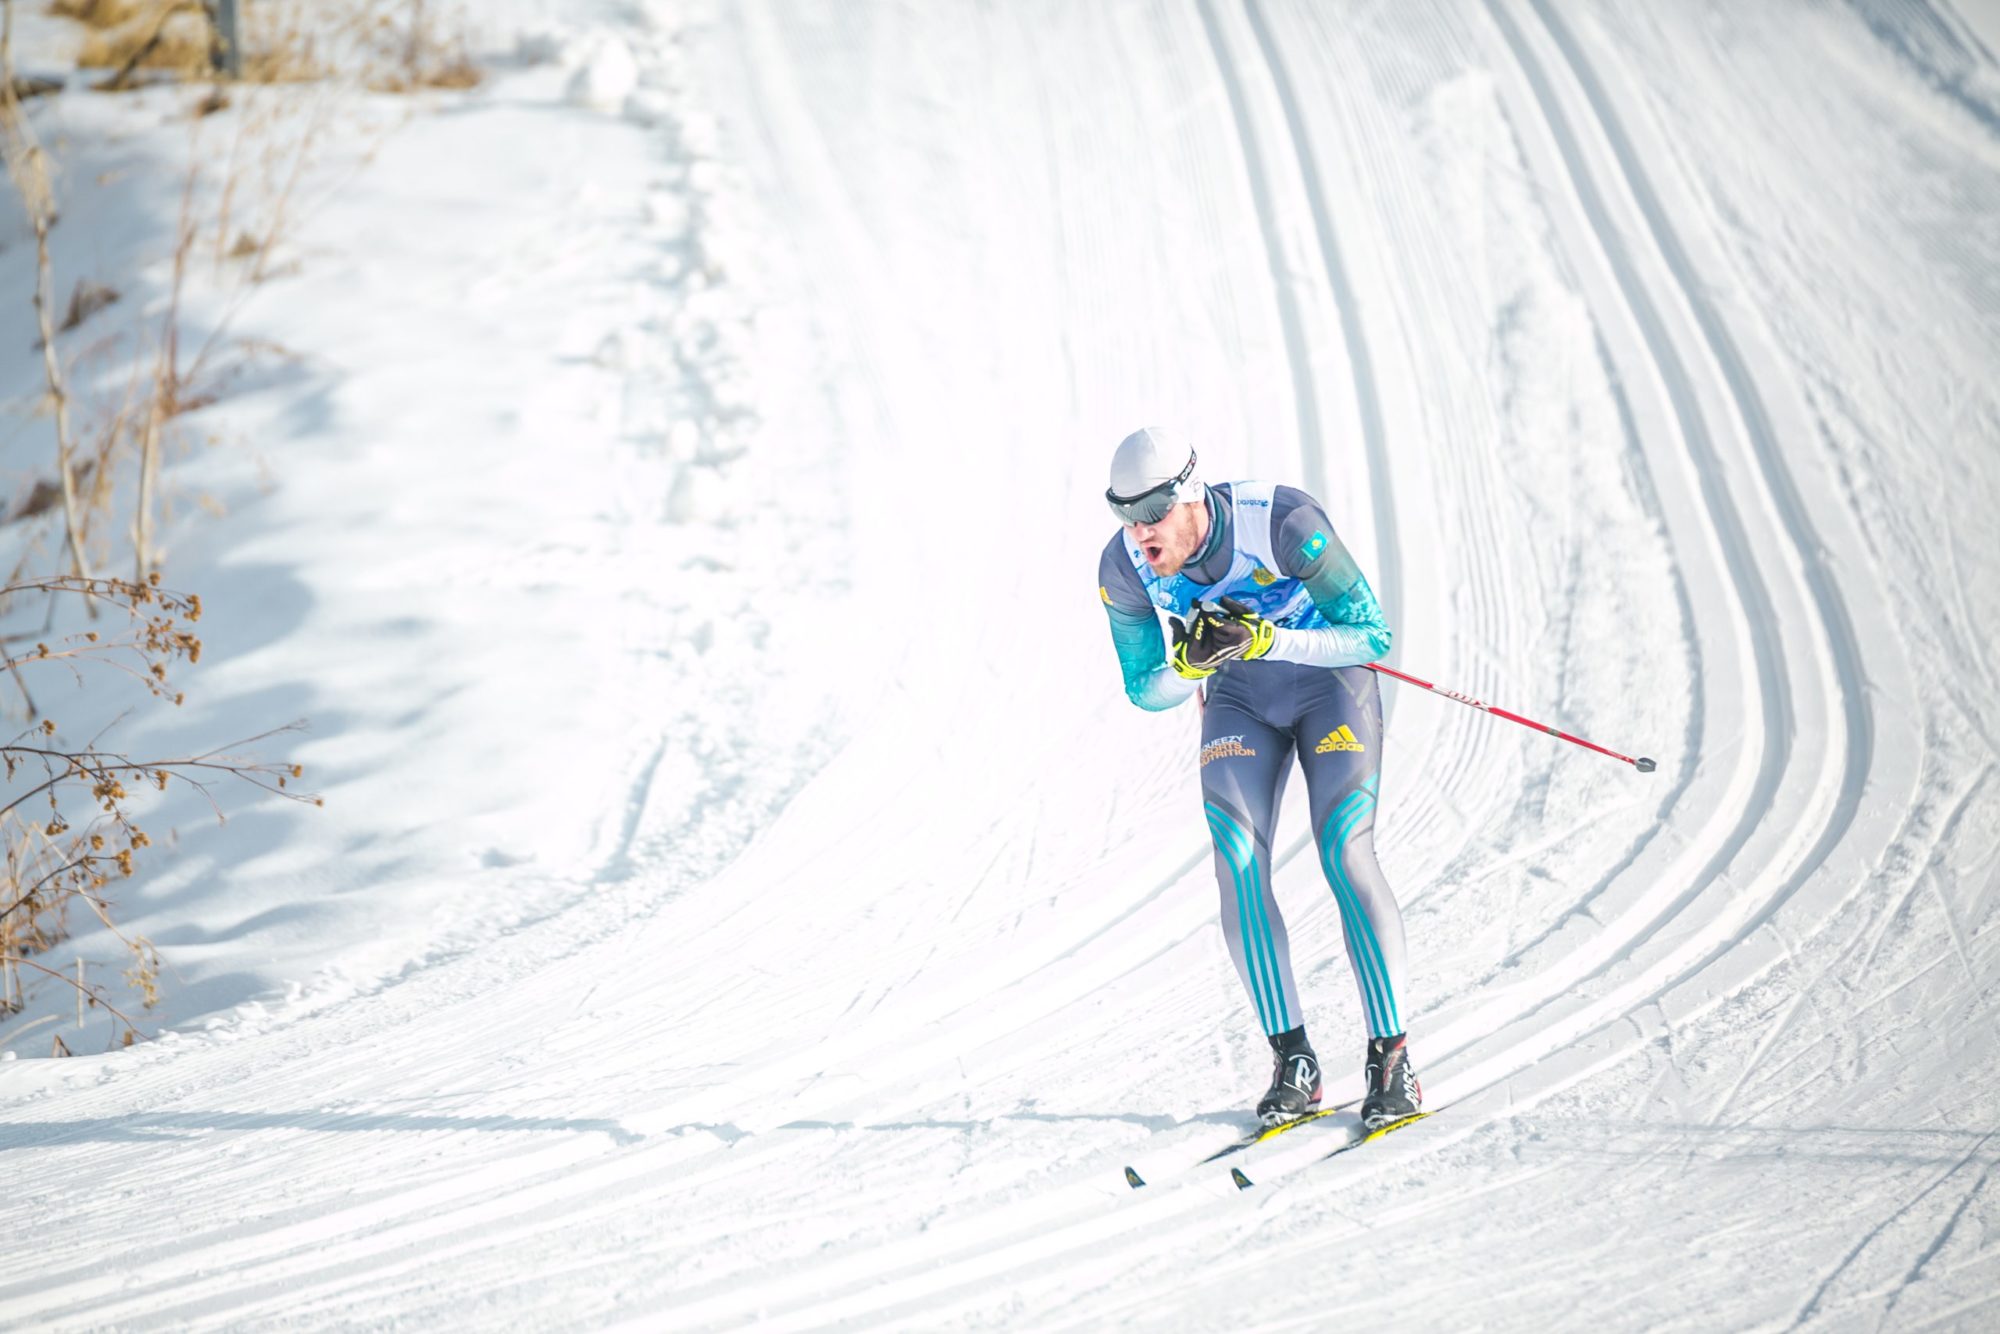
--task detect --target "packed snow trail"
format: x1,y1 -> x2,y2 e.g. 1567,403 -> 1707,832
4,1 -> 1999,1329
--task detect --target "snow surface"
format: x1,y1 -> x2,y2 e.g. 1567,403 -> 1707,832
3,0 -> 1998,1328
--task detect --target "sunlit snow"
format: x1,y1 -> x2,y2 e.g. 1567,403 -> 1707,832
3,0 -> 1997,1328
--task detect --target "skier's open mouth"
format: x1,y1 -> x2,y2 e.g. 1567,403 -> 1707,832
1144,542 -> 1165,564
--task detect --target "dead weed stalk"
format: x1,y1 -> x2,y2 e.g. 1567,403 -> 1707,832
61,2 -> 484,92
0,574 -> 318,1049
0,2 -> 324,1048
2,2 -> 93,592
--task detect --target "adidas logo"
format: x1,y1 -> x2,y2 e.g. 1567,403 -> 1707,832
1314,725 -> 1365,754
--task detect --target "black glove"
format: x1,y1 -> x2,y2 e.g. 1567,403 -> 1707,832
1211,597 -> 1277,659
1169,599 -> 1277,678
1168,607 -> 1217,679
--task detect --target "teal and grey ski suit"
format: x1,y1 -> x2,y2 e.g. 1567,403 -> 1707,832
1098,481 -> 1410,1040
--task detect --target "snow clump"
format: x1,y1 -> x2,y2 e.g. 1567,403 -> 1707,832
566,37 -> 640,111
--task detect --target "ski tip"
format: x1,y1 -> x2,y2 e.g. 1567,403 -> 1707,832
1230,1167 -> 1253,1190
1123,1166 -> 1146,1189
1635,756 -> 1657,774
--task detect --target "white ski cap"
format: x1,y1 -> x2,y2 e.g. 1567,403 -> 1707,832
1107,427 -> 1204,503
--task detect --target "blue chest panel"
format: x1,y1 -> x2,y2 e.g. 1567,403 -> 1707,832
1132,555 -> 1325,629
1119,480 -> 1328,630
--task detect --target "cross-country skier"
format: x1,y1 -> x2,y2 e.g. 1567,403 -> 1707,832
1098,427 -> 1422,1129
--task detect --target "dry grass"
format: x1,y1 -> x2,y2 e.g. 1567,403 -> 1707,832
74,4 -> 209,79
58,1 -> 483,89
0,574 -> 320,1050
47,0 -> 145,27
58,278 -> 118,333
372,51 -> 479,93
0,0 -> 328,1045
313,1 -> 484,92
363,1 -> 483,92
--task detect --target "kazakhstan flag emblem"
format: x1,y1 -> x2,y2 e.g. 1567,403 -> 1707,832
1301,530 -> 1328,561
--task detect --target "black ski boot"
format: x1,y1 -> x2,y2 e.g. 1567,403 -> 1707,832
1256,1028 -> 1322,1126
1361,1033 -> 1422,1129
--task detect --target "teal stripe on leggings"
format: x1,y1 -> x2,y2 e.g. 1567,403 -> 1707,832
1208,805 -> 1287,1034
1206,807 -> 1276,1033
1324,792 -> 1397,1034
1207,810 -> 1270,1032
1321,788 -> 1400,1035
1207,804 -> 1289,1034
1247,851 -> 1291,1032
1320,792 -> 1388,1032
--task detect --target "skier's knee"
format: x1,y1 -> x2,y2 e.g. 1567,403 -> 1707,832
1318,829 -> 1380,890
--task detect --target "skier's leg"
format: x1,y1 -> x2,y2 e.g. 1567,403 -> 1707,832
1297,666 -> 1410,1040
1198,685 -> 1303,1040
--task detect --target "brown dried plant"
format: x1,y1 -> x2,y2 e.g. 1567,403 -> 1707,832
50,0 -> 149,26
0,574 -> 318,1049
58,2 -> 483,92
2,4 -> 93,593
80,2 -> 211,88
6,8 -> 321,586
0,4 -> 322,1047
233,1 -> 484,91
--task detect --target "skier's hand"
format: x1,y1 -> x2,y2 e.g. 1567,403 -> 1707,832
1170,600 -> 1276,677
1168,610 -> 1217,679
1212,597 -> 1278,663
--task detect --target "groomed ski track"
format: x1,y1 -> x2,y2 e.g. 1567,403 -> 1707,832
4,2 -> 1998,1329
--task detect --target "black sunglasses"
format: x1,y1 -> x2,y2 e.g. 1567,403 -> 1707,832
1105,448 -> 1197,525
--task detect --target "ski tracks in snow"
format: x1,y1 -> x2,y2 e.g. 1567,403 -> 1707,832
1191,0 -> 1885,1203
1211,0 -> 1403,631
650,2 -> 1945,1325
4,1 -> 1991,1328
1449,0 -> 1899,1095
1184,0 -> 1398,939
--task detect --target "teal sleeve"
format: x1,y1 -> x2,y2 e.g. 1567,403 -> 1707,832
1099,534 -> 1199,711
1104,604 -> 1199,711
1268,494 -> 1393,667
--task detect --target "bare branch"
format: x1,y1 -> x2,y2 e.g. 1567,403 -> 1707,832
2,954 -> 145,1034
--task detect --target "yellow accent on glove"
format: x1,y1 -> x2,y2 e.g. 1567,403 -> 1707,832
1239,614 -> 1276,661
1208,596 -> 1277,664
1170,637 -> 1217,680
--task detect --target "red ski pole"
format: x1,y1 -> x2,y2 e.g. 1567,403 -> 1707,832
1365,661 -> 1656,773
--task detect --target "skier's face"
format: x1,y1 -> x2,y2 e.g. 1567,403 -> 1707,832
1126,501 -> 1207,577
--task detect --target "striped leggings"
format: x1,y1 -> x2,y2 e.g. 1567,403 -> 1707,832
1199,660 -> 1409,1041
